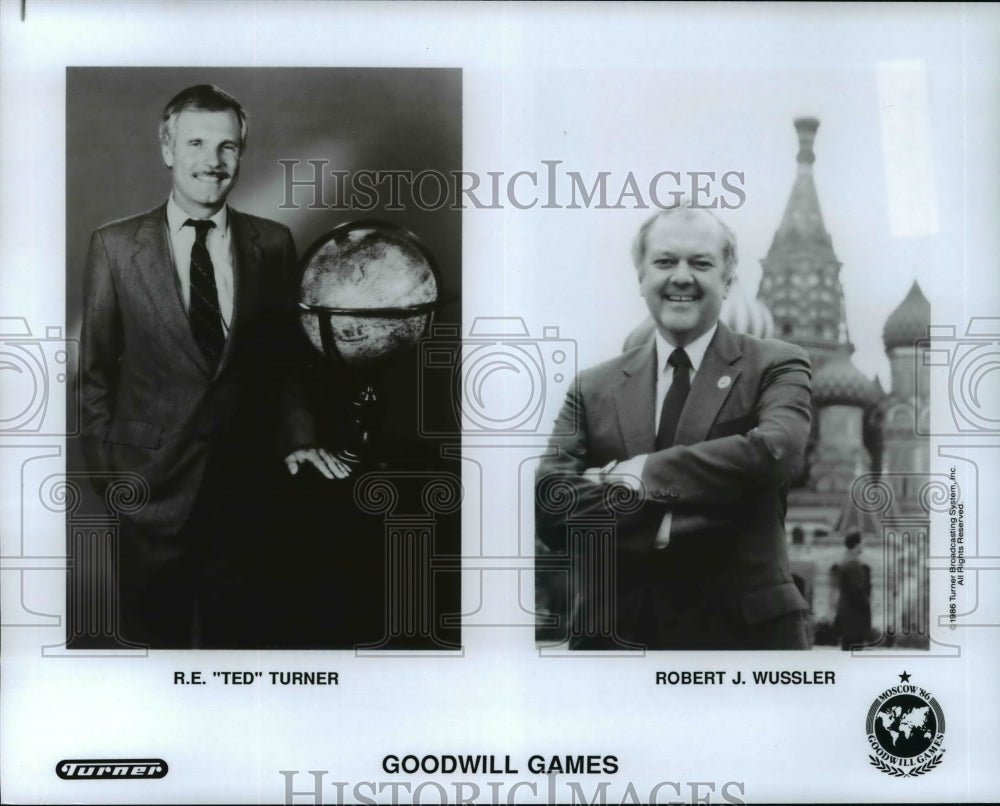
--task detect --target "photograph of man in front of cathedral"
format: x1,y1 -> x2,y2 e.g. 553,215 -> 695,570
535,117 -> 931,653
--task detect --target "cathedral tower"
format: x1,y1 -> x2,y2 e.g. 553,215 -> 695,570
879,280 -> 931,509
758,117 -> 851,370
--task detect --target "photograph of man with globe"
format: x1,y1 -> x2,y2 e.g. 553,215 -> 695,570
66,68 -> 462,650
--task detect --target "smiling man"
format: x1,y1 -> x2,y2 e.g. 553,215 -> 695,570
79,85 -> 346,648
536,206 -> 813,650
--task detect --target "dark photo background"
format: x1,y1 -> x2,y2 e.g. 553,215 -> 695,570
65,67 -> 462,649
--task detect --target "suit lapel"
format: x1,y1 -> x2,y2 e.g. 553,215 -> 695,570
224,209 -> 263,374
674,323 -> 742,446
613,340 -> 657,456
130,205 -> 210,373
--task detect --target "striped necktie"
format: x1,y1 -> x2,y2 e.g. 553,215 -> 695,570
186,218 -> 225,366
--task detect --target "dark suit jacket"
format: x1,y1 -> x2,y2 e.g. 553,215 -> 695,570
536,322 -> 812,648
80,204 -> 316,549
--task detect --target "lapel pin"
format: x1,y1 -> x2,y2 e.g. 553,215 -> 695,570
717,376 -> 732,389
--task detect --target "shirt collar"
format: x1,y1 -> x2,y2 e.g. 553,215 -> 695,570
166,194 -> 229,235
655,322 -> 719,377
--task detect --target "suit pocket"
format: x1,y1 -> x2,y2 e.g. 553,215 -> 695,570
107,419 -> 162,450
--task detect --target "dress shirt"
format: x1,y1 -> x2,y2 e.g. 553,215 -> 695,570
165,195 -> 235,332
653,323 -> 717,429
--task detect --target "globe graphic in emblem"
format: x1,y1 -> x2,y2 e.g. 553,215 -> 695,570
299,221 -> 439,369
872,693 -> 937,758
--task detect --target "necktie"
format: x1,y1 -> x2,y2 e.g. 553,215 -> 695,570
186,218 -> 225,366
655,348 -> 691,450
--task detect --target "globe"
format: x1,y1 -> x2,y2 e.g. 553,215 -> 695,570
299,221 -> 440,369
297,221 -> 444,466
872,694 -> 937,758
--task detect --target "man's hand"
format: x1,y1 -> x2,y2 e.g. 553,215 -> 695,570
284,447 -> 353,480
582,464 -> 609,484
581,455 -> 647,492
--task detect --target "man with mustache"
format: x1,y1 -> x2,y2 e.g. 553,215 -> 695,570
536,206 -> 813,650
79,84 -> 347,647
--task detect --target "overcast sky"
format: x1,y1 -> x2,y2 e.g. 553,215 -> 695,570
474,7 -> 998,397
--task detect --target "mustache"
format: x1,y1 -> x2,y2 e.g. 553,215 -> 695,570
195,169 -> 231,180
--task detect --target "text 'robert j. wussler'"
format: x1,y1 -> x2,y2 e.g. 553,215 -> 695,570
656,670 -> 836,685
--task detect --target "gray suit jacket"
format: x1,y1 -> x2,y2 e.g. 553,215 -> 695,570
80,203 -> 316,542
536,322 -> 812,646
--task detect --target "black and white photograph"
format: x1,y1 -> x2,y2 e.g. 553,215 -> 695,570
534,119 -> 932,653
1,2 -> 998,805
63,67 -> 462,651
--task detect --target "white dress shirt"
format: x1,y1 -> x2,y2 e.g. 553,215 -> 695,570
165,195 -> 235,332
653,323 -> 718,431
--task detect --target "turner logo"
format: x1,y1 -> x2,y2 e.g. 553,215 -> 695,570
56,759 -> 168,780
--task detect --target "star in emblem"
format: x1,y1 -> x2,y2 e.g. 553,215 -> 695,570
898,671 -> 912,683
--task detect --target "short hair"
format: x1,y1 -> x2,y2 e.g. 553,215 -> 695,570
159,84 -> 247,152
844,530 -> 862,550
631,205 -> 738,281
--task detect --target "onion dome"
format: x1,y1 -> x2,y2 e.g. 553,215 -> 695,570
883,281 -> 930,351
813,356 -> 876,407
721,276 -> 775,338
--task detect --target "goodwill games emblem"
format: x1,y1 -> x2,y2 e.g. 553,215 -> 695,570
866,672 -> 945,778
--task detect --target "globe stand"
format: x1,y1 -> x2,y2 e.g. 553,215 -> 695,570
302,298 -> 440,470
335,378 -> 381,468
